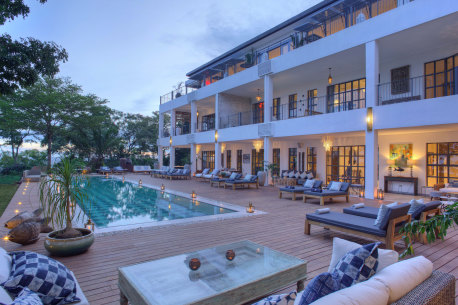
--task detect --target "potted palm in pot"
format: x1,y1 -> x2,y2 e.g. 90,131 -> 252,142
39,158 -> 94,256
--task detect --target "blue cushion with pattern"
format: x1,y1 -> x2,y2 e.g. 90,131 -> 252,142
331,242 -> 380,289
2,251 -> 80,305
4,288 -> 43,305
298,272 -> 340,305
252,291 -> 297,305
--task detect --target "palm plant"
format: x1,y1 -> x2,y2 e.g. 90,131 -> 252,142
39,158 -> 89,239
400,202 -> 457,257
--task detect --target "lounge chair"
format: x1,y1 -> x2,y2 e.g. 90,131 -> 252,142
112,166 -> 127,174
195,168 -> 210,180
302,181 -> 350,205
343,201 -> 442,244
152,166 -> 169,177
210,173 -> 242,187
98,166 -> 111,174
133,165 -> 152,174
304,203 -> 411,249
167,169 -> 191,180
278,180 -> 322,200
23,166 -> 42,182
224,175 -> 259,190
201,169 -> 220,182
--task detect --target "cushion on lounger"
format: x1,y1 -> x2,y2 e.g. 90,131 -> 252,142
307,172 -> 314,179
329,182 -> 342,191
304,179 -> 314,188
202,168 -> 210,175
374,202 -> 398,227
340,182 -> 350,192
295,172 -> 301,179
243,175 -> 253,181
313,180 -> 323,188
288,171 -> 295,178
343,206 -> 379,219
376,203 -> 410,230
300,172 -> 307,179
229,172 -> 237,180
408,198 -> 425,219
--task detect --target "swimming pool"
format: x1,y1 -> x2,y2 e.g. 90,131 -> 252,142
78,177 -> 238,231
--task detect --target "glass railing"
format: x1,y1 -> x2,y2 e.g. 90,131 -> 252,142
195,121 -> 215,132
219,110 -> 262,129
160,86 -> 197,104
172,124 -> 191,136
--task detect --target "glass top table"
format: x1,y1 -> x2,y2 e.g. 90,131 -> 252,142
118,240 -> 307,305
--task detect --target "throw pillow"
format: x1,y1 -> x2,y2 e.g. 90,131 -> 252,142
5,288 -> 43,305
228,172 -> 237,180
288,171 -> 296,178
327,238 -> 398,273
304,179 -> 314,188
374,202 -> 398,227
0,248 -> 12,283
295,172 -> 301,179
329,182 -> 342,191
244,174 -> 253,181
331,242 -> 380,289
252,291 -> 297,305
3,251 -> 80,305
307,172 -> 314,179
298,272 -> 340,305
0,286 -> 13,304
300,172 -> 307,179
408,198 -> 425,216
282,171 -> 288,178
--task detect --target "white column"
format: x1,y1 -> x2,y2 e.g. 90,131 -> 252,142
365,40 -> 379,199
190,143 -> 197,174
158,145 -> 163,168
215,94 -> 220,129
264,75 -> 273,123
170,110 -> 176,136
263,137 -> 273,186
215,142 -> 221,170
159,112 -> 164,138
169,147 -> 175,168
191,100 -> 197,133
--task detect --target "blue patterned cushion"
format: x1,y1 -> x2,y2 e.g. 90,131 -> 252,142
298,272 -> 340,305
8,288 -> 43,305
252,291 -> 297,305
2,251 -> 80,305
331,242 -> 380,289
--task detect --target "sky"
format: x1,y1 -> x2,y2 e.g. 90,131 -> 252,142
2,0 -> 321,115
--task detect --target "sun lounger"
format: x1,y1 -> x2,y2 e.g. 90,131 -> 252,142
23,166 -> 42,182
305,203 -> 411,249
112,166 -> 127,174
278,180 -> 322,200
224,175 -> 259,190
98,166 -> 111,174
166,169 -> 191,180
200,169 -> 220,182
210,173 -> 242,187
302,181 -> 350,205
133,165 -> 152,174
195,168 -> 210,180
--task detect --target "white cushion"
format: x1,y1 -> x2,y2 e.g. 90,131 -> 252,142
374,202 -> 398,226
203,174 -> 212,178
300,172 -> 307,179
282,171 -> 289,178
244,174 -> 253,181
327,238 -> 398,273
293,291 -> 304,305
288,171 -> 295,178
329,181 -> 342,191
372,256 -> 433,303
304,179 -> 314,188
0,247 -> 11,283
295,172 -> 301,179
0,286 -> 12,304
307,172 -> 314,179
229,172 -> 237,180
310,275 -> 390,305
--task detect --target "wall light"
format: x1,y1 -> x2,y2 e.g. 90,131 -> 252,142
321,136 -> 333,152
256,89 -> 262,102
328,68 -> 333,85
169,136 -> 172,146
215,130 -> 218,143
253,141 -> 263,152
366,107 -> 373,132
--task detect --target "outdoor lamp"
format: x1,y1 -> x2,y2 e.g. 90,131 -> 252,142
226,249 -> 236,261
3,236 -> 9,242
376,188 -> 384,200
359,188 -> 365,198
215,130 -> 218,143
256,89 -> 262,102
139,179 -> 142,187
85,218 -> 95,231
366,107 -> 373,132
407,159 -> 416,177
191,190 -> 197,199
161,184 -> 165,191
169,136 -> 172,146
14,209 -> 19,214
246,202 -> 255,213
328,68 -> 333,85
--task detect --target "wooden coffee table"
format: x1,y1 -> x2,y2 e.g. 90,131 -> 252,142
118,240 -> 307,305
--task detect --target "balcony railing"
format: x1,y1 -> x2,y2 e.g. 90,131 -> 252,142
220,110 -> 263,129
172,124 -> 191,136
195,121 -> 215,132
160,86 -> 197,105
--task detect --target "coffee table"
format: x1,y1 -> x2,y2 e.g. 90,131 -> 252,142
118,240 -> 307,305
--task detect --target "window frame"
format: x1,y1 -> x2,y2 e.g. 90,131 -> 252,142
288,148 -> 297,171
426,142 -> 458,186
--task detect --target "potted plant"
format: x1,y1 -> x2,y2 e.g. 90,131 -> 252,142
242,49 -> 255,68
400,202 -> 457,257
264,161 -> 279,185
39,158 -> 94,256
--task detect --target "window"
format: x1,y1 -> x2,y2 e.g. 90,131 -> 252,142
288,148 -> 297,171
202,151 -> 215,171
237,150 -> 242,172
226,150 -> 232,169
252,149 -> 264,175
327,78 -> 365,112
426,142 -> 458,187
268,47 -> 281,60
424,54 -> 457,99
307,147 -> 317,176
272,98 -> 281,120
221,153 -> 224,167
288,94 -> 297,118
273,148 -> 280,176
252,102 -> 264,124
326,145 -> 365,186
307,89 -> 317,115
201,114 -> 215,131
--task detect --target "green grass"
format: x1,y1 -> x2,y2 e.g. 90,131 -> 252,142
0,175 -> 21,184
0,184 -> 18,217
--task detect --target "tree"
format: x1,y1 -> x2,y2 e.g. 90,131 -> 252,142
119,113 -> 157,155
0,0 -> 68,95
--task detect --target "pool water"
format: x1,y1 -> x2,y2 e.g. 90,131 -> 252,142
78,177 -> 235,229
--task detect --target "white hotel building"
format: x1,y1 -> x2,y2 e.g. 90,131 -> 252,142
157,0 -> 458,199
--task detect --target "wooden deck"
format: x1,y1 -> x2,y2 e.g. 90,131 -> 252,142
2,175 -> 457,304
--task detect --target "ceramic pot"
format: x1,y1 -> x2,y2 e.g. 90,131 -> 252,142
44,228 -> 94,256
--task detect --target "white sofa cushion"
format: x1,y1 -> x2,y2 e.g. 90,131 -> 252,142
309,275 -> 390,305
0,247 -> 12,283
371,255 -> 433,303
328,238 -> 398,273
0,286 -> 13,304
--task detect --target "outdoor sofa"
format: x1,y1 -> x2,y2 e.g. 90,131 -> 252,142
151,166 -> 169,177
97,166 -> 111,174
304,203 -> 411,250
210,173 -> 242,187
22,166 -> 42,182
278,180 -> 322,200
132,165 -> 152,174
224,174 -> 259,190
165,168 -> 191,180
112,166 -> 127,174
302,181 -> 350,205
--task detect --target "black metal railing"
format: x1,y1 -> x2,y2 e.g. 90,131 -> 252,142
160,86 -> 197,104
270,97 -> 327,121
220,110 -> 262,129
172,123 -> 191,136
195,121 -> 215,132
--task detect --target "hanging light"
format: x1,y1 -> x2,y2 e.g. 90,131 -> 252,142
321,136 -> 333,152
366,107 -> 373,132
256,89 -> 262,102
253,141 -> 263,152
328,68 -> 333,85
85,218 -> 95,231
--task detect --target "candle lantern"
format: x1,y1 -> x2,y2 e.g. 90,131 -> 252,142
85,218 -> 95,231
189,258 -> 201,271
122,176 -> 125,183
376,188 -> 384,200
161,184 -> 165,191
359,188 -> 365,198
226,249 -> 236,261
191,190 -> 197,199
139,179 -> 142,187
246,202 -> 255,213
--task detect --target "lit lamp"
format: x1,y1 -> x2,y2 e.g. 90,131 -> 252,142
14,209 -> 19,215
189,258 -> 201,271
18,202 -> 22,205
191,190 -> 197,199
359,188 -> 365,198
122,176 -> 125,183
139,179 -> 142,187
169,136 -> 172,146
3,236 -> 9,242
161,184 -> 165,191
85,218 -> 95,231
407,159 -> 416,177
215,130 -> 218,143
366,107 -> 373,132
376,188 -> 384,200
387,159 -> 395,176
226,249 -> 236,261
328,68 -> 333,85
246,202 -> 255,213
256,89 -> 262,102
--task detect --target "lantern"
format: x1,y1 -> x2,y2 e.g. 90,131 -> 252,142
376,188 -> 384,200
139,179 -> 142,187
328,68 -> 333,84
189,258 -> 201,271
191,190 -> 197,199
256,89 -> 262,102
14,209 -> 19,215
226,249 -> 236,261
246,202 -> 255,213
85,218 -> 95,231
366,107 -> 373,132
359,188 -> 365,198
161,184 -> 165,191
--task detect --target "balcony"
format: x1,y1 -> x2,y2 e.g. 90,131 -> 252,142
220,110 -> 263,129
160,84 -> 197,105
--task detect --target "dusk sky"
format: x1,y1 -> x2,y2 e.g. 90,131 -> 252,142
3,0 -> 320,115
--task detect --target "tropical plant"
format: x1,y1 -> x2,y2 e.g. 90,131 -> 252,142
400,202 -> 457,257
39,158 -> 89,239
244,49 -> 255,67
264,161 -> 279,182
